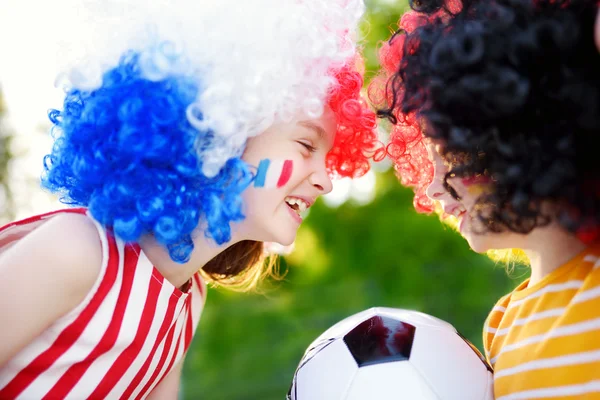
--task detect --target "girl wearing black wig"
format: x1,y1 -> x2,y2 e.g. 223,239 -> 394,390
374,0 -> 600,398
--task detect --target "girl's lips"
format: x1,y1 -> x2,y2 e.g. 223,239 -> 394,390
285,203 -> 302,224
444,205 -> 466,218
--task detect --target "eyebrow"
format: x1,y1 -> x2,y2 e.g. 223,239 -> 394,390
298,121 -> 325,139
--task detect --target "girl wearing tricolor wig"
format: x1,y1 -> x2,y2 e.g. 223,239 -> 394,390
373,0 -> 600,398
0,0 -> 380,398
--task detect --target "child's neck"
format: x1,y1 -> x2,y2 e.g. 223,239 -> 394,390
524,225 -> 587,285
138,229 -> 243,290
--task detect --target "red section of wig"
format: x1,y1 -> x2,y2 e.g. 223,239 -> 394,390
369,1 -> 463,212
327,57 -> 385,179
370,31 -> 433,212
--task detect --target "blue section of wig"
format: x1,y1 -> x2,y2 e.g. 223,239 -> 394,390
42,50 -> 253,263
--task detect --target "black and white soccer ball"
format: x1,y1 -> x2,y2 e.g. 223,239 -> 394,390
287,307 -> 493,400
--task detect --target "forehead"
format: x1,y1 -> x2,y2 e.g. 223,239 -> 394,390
296,106 -> 336,147
246,106 -> 337,148
425,139 -> 451,175
426,138 -> 452,158
424,139 -> 439,158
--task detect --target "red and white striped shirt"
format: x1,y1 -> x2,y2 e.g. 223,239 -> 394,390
0,208 -> 206,399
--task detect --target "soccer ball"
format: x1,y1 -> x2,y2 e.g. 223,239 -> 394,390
287,307 -> 493,400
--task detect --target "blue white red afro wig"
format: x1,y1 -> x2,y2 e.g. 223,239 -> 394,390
42,0 -> 382,262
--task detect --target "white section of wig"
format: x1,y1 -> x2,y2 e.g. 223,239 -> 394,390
45,0 -> 366,176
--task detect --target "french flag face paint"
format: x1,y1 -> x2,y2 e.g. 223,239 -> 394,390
460,175 -> 492,187
253,159 -> 294,189
461,175 -> 493,196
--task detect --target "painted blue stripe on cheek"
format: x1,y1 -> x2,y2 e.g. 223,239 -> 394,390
254,159 -> 270,187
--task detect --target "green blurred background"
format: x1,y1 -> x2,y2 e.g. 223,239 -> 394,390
0,1 -> 528,399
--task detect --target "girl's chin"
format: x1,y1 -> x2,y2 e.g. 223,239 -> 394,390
463,230 -> 509,254
466,240 -> 491,254
459,216 -> 521,253
458,215 -> 467,234
460,222 -> 491,253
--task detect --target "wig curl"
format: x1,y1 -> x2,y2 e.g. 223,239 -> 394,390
374,0 -> 600,240
328,59 -> 386,178
49,0 -> 375,177
44,52 -> 252,262
42,0 -> 379,262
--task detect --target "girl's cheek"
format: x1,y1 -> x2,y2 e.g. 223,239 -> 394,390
253,159 -> 294,189
466,185 -> 486,197
461,176 -> 493,196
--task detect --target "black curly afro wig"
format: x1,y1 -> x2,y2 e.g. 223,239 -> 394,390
374,0 -> 600,242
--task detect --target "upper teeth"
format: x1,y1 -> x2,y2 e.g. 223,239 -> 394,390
451,207 -> 466,217
285,197 -> 309,213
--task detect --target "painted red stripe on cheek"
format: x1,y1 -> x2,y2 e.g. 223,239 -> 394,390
461,176 -> 492,186
276,160 -> 294,188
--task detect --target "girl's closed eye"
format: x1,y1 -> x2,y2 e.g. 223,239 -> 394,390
297,140 -> 317,155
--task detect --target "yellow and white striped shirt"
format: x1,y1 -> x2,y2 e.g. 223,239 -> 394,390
484,245 -> 600,400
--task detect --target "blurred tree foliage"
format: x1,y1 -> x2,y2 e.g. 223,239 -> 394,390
0,88 -> 15,223
180,1 -> 528,399
360,0 -> 410,81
